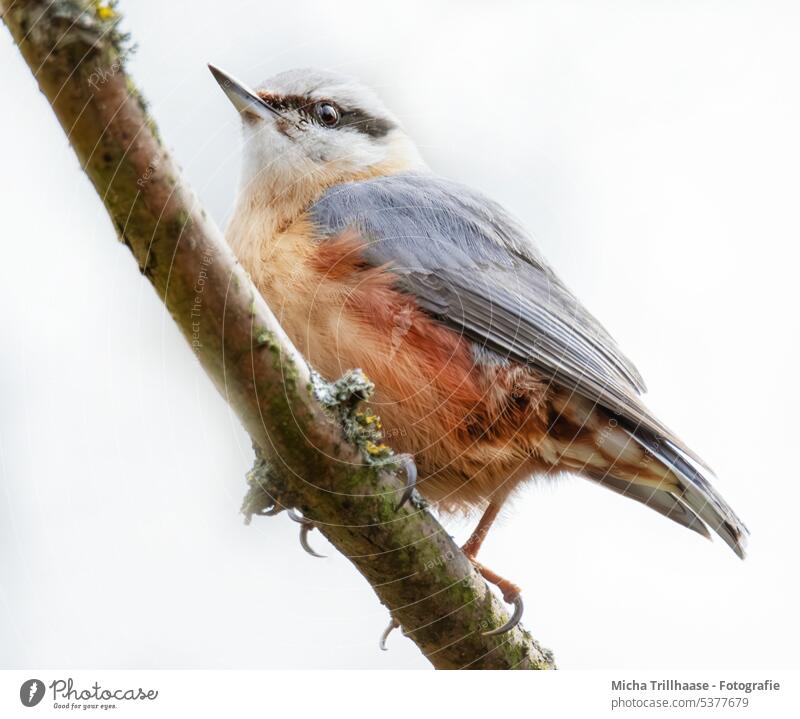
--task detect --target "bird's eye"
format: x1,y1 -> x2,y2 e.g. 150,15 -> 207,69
315,102 -> 340,127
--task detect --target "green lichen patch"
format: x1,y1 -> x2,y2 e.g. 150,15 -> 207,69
311,368 -> 398,467
253,327 -> 271,347
241,446 -> 285,524
45,1 -> 133,59
312,368 -> 374,410
90,0 -> 132,57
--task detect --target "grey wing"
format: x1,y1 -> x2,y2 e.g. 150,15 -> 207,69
309,172 -> 698,465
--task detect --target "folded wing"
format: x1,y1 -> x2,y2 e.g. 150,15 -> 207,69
309,172 -> 748,554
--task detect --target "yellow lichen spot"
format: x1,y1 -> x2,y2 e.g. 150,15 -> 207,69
365,413 -> 383,429
96,4 -> 116,20
364,441 -> 389,456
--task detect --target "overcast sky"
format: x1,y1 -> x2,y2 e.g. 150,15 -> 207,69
1,0 -> 798,670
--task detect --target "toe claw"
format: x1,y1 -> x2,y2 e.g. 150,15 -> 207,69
482,595 -> 524,636
299,522 -> 326,558
258,504 -> 284,517
288,508 -> 326,558
395,454 -> 418,510
379,617 -> 400,651
286,508 -> 305,524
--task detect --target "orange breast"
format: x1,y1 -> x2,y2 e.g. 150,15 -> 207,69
232,213 -> 552,511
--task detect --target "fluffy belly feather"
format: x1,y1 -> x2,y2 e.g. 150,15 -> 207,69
227,213 -> 560,511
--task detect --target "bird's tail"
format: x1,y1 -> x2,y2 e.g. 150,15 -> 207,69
573,412 -> 749,558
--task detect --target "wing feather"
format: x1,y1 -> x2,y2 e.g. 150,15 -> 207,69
309,173 -> 700,466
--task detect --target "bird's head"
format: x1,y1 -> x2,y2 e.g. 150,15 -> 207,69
209,64 -> 425,205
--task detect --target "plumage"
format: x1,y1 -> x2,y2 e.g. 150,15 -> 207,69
212,64 -> 749,635
589,475 -> 711,539
309,172 -> 748,556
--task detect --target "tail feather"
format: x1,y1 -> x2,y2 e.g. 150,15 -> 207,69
589,473 -> 711,539
617,418 -> 750,559
548,393 -> 748,556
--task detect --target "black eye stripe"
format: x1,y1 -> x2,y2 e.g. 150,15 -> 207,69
257,92 -> 394,138
337,107 -> 394,138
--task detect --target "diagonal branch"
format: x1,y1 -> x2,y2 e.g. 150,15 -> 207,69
1,0 -> 555,670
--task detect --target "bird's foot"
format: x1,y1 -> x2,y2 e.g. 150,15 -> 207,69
379,616 -> 400,651
250,503 -> 284,518
287,508 -> 326,558
394,453 -> 418,510
242,450 -> 326,558
463,553 -> 524,636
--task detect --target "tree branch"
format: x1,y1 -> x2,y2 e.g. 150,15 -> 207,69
2,0 -> 555,669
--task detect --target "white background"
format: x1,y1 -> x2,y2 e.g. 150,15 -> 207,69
1,0 -> 798,671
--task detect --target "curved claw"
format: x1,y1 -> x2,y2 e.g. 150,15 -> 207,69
287,508 -> 306,524
379,617 -> 400,651
258,504 -> 284,517
395,454 -> 418,510
482,595 -> 524,636
299,523 -> 326,558
287,508 -> 326,558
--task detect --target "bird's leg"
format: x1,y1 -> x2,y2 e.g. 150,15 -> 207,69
461,501 -> 501,559
461,501 -> 524,636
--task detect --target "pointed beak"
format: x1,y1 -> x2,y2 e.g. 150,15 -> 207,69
208,63 -> 283,121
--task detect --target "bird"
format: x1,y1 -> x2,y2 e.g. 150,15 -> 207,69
209,63 -> 748,636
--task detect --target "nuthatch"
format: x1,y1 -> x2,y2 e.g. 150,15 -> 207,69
210,64 -> 748,638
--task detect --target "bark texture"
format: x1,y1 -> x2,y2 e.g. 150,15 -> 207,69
2,0 -> 556,669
